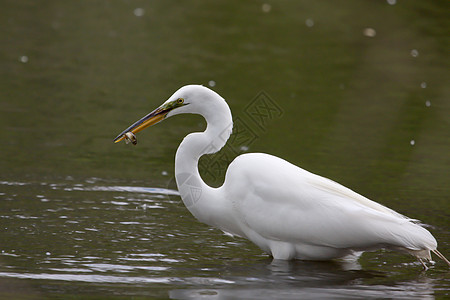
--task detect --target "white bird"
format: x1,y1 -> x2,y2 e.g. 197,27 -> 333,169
114,85 -> 449,269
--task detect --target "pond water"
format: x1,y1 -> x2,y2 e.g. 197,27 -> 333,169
0,0 -> 449,299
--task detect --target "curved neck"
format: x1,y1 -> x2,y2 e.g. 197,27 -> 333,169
174,100 -> 232,226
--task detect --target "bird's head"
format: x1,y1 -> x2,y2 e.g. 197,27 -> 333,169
113,85 -> 224,144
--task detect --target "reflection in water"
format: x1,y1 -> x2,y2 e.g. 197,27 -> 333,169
170,283 -> 435,300
170,260 -> 436,300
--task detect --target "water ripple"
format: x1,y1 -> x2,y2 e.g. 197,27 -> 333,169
0,180 -> 179,196
0,272 -> 176,284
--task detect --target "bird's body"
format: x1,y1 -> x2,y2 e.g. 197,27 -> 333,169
114,84 -> 449,268
215,153 -> 435,261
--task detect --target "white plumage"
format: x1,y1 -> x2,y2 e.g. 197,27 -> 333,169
114,85 -> 449,269
220,153 -> 436,261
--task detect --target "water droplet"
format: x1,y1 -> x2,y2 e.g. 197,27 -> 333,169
410,49 -> 419,57
261,3 -> 271,13
208,80 -> 216,87
19,56 -> 28,63
363,28 -> 376,37
51,21 -> 60,30
305,18 -> 314,28
420,82 -> 427,88
410,140 -> 415,146
134,8 -> 145,17
387,0 -> 396,5
425,100 -> 431,107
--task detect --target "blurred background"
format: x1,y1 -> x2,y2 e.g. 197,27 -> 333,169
0,0 -> 449,298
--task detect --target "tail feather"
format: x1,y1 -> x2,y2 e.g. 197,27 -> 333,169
431,249 -> 450,267
393,222 -> 449,269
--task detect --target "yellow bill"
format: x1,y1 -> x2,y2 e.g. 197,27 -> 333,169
113,106 -> 169,143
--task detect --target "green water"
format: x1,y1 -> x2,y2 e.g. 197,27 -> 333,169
0,0 -> 449,298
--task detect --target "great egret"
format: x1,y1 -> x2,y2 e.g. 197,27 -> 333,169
114,85 -> 449,269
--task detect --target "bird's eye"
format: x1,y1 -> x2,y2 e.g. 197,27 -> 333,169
177,98 -> 184,104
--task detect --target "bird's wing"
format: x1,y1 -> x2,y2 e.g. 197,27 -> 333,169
303,171 -> 413,221
225,153 -> 434,251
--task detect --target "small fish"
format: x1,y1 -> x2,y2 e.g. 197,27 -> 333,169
124,132 -> 137,145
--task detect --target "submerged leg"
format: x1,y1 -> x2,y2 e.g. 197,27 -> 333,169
418,258 -> 428,271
